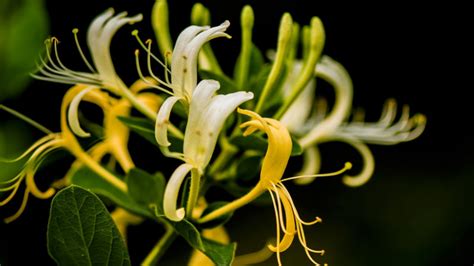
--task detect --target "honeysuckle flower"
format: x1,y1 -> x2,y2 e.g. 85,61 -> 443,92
199,109 -> 351,265
31,8 -> 165,139
281,55 -> 426,186
33,8 -> 141,92
161,80 -> 253,221
0,85 -> 128,223
147,21 -> 231,149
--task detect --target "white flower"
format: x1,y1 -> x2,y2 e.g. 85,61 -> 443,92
161,80 -> 253,221
32,8 -> 144,138
33,8 -> 142,92
170,21 -> 230,100
153,22 -> 231,147
282,56 -> 426,186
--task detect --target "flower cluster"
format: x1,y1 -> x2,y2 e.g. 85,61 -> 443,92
0,1 -> 425,265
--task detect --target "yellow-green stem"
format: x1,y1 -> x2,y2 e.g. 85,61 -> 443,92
186,168 -> 201,218
142,223 -> 177,266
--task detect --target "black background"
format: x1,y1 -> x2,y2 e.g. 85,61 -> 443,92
1,0 -> 472,265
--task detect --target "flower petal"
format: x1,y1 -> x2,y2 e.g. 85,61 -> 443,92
155,96 -> 180,146
171,22 -> 231,99
163,163 -> 194,221
68,86 -> 99,137
184,80 -> 253,169
299,56 -> 353,148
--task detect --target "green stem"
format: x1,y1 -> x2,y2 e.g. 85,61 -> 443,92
208,135 -> 238,178
142,223 -> 177,266
186,168 -> 201,218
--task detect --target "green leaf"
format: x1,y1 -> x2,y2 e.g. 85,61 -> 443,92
199,201 -> 234,229
229,134 -> 267,153
236,154 -> 262,181
117,116 -> 156,145
118,116 -> 183,152
199,70 -> 239,94
290,134 -> 303,156
0,0 -> 49,100
127,168 -> 165,215
70,167 -> 152,218
47,185 -> 131,266
169,219 -> 236,265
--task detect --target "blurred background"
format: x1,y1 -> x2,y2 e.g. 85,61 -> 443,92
0,0 -> 471,265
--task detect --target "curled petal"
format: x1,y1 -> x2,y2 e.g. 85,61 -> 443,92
68,86 -> 98,137
155,96 -> 180,146
171,22 -> 231,98
328,136 -> 375,187
299,56 -> 353,148
163,164 -> 194,221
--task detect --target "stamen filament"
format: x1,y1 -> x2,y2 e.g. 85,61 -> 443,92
0,105 -> 53,135
72,28 -> 96,72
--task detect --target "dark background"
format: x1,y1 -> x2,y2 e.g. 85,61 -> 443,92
1,0 -> 472,265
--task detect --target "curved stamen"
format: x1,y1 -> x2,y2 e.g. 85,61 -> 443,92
282,162 -> 352,182
72,28 -> 96,72
4,187 -> 30,224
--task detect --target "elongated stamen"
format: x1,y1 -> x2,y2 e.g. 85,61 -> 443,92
134,50 -> 170,93
132,30 -> 170,73
0,105 -> 53,135
267,188 -> 282,265
0,134 -> 56,163
72,28 -> 96,72
281,162 -> 352,182
4,187 -> 30,224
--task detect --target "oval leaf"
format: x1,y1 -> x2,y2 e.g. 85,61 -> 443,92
47,185 -> 131,266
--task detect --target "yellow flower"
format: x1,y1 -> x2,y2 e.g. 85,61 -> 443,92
0,85 -> 128,223
199,109 -> 351,265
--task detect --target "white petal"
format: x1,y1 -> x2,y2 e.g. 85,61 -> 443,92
68,86 -> 98,137
184,80 -> 253,169
171,25 -> 208,97
299,56 -> 353,148
280,63 -> 316,132
87,9 -> 142,88
155,96 -> 180,146
163,163 -> 194,221
171,22 -> 230,99
182,21 -> 231,97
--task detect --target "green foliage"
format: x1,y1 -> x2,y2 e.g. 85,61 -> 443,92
0,0 -> 49,100
167,218 -> 237,265
118,116 -> 183,152
127,168 -> 166,215
47,185 -> 131,266
70,167 -> 153,218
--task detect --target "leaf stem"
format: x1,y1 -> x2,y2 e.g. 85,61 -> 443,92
142,223 -> 177,266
